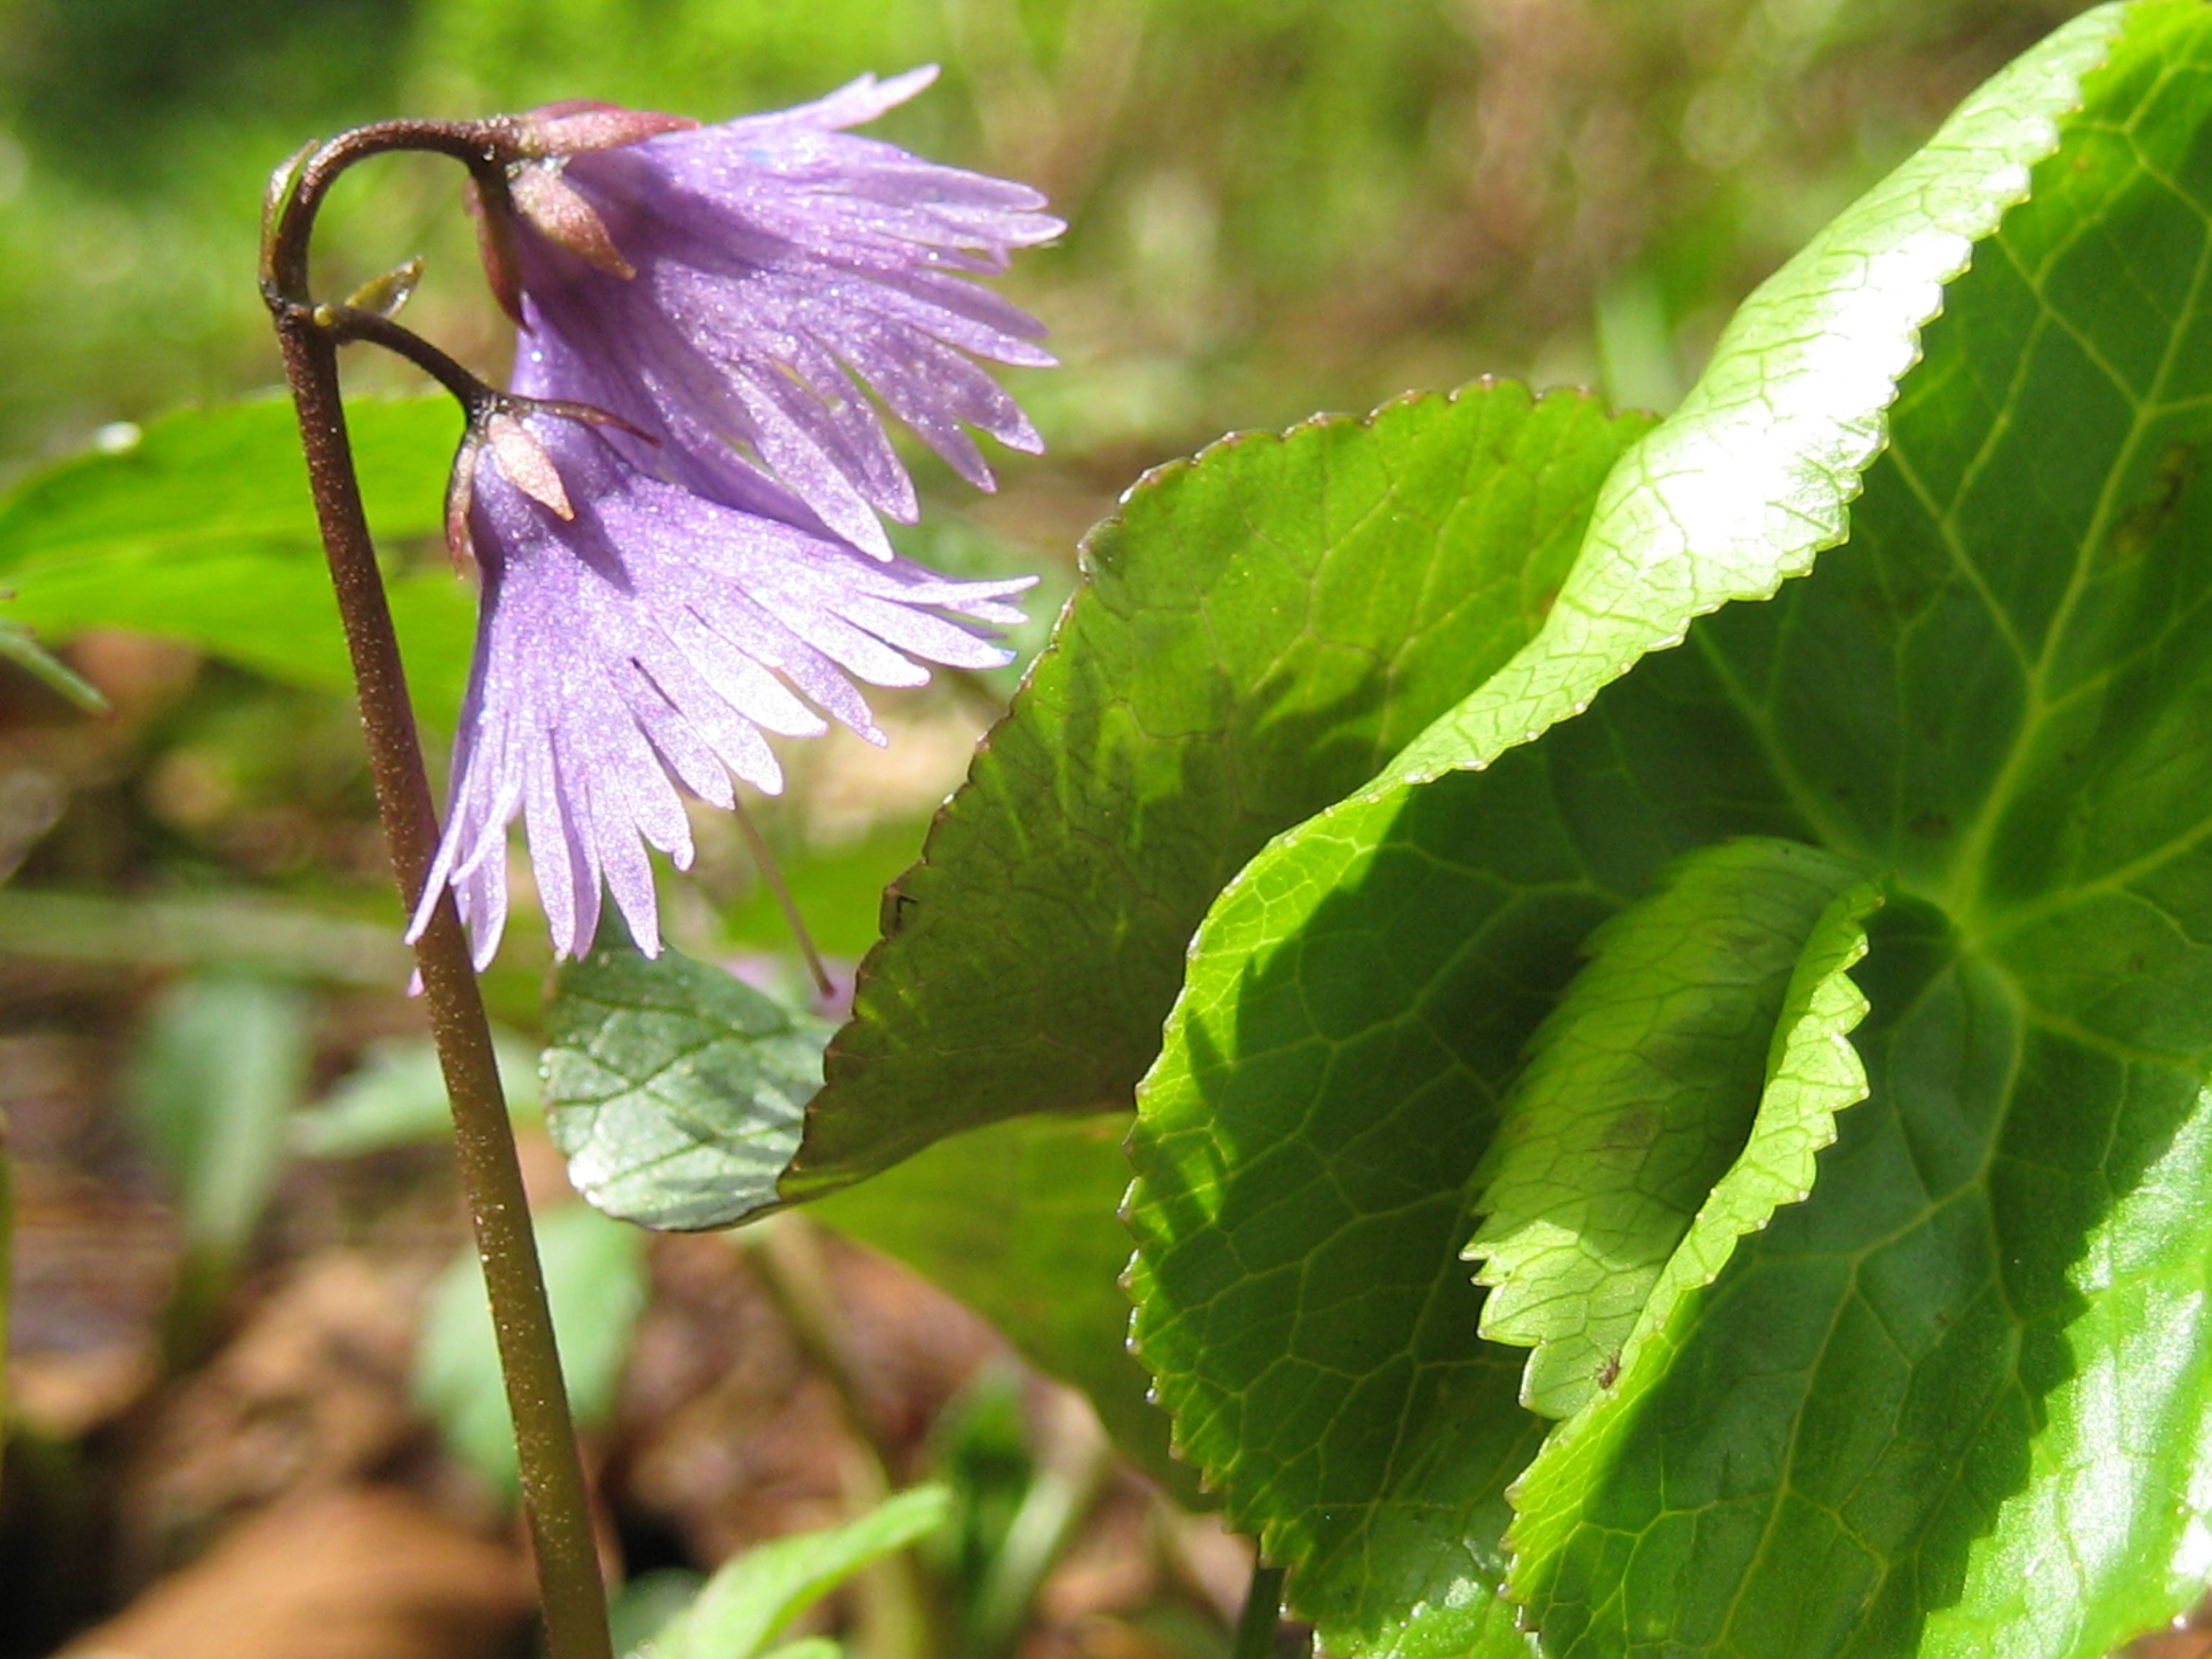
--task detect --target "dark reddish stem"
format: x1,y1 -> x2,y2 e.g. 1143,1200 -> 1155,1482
265,128 -> 613,1659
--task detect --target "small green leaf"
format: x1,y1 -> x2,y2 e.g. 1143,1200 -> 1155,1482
130,973 -> 313,1261
0,395 -> 477,728
545,943 -> 830,1231
1467,837 -> 1867,1419
289,1030 -> 544,1158
413,1203 -> 648,1496
791,382 -> 1651,1198
1505,877 -> 1881,1597
647,1485 -> 950,1659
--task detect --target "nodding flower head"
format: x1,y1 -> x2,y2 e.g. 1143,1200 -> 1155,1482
416,68 -> 1056,966
414,408 -> 1033,967
486,66 -> 1063,559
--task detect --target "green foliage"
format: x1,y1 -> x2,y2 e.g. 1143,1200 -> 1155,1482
530,20 -> 2212,1650
634,1485 -> 950,1659
127,971 -> 315,1359
289,1028 -> 544,1158
544,942 -> 831,1231
0,395 -> 476,727
1465,838 -> 1869,1420
1118,4 -> 2212,1654
129,972 -> 312,1263
791,382 -> 1650,1198
413,1202 -> 649,1496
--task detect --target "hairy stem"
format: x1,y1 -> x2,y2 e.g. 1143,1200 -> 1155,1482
271,307 -> 612,1659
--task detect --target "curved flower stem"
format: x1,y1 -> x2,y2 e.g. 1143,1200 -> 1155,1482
266,131 -> 613,1659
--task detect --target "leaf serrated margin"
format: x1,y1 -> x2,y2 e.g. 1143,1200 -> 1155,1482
1504,876 -> 1884,1603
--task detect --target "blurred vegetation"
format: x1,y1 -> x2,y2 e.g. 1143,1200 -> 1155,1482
0,3 -> 2115,1655
1,0 -> 2088,470
0,0 -> 2098,964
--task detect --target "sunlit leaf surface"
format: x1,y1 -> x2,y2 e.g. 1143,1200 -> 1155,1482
1129,8 -> 2212,1655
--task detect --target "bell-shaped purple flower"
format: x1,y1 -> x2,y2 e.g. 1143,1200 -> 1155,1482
500,66 -> 1063,559
409,413 -> 1033,966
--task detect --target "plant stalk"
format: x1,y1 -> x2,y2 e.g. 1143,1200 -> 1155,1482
1232,1562 -> 1288,1659
272,310 -> 612,1659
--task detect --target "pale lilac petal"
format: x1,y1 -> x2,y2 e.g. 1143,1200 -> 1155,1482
512,67 -> 1058,550
419,421 -> 1032,962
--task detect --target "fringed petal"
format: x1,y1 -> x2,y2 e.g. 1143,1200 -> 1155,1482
416,423 -> 1032,963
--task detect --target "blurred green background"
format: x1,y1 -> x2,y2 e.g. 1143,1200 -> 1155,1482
2,0 -> 2089,471
0,4 -> 2118,1655
0,0 -> 2096,971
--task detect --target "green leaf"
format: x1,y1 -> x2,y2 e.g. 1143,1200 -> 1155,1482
1503,877 -> 1881,1606
129,973 -> 313,1261
413,1202 -> 648,1496
544,942 -> 831,1231
644,1485 -> 950,1659
1503,7 -> 2212,1650
0,395 -> 477,729
788,382 -> 1651,1199
811,1112 -> 1194,1501
1466,837 -> 1868,1420
289,1029 -> 544,1159
1127,7 -> 2163,1655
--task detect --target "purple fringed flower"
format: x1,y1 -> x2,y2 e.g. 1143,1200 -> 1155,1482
409,413 -> 1033,966
498,66 -> 1063,559
409,69 -> 1057,966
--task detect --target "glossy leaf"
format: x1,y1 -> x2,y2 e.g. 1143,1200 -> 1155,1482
1127,6 -> 2198,1655
544,941 -> 830,1231
789,382 -> 1651,1198
1508,7 -> 2212,1650
1503,878 -> 1882,1613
